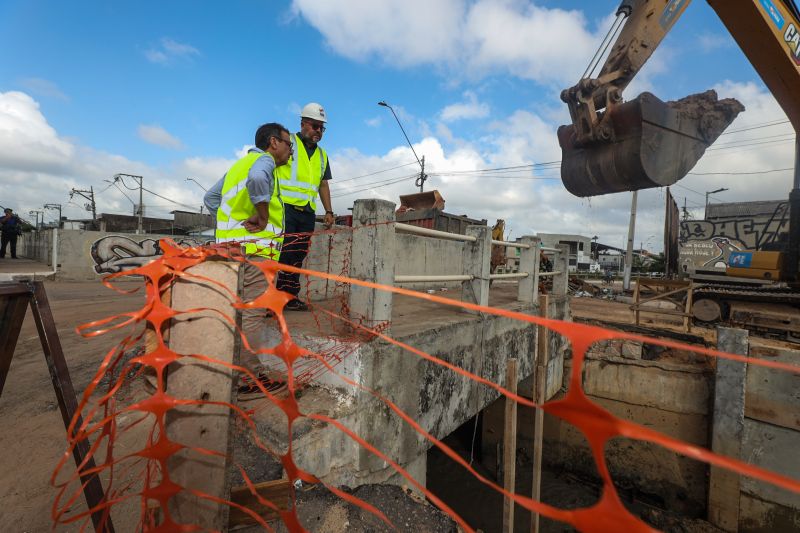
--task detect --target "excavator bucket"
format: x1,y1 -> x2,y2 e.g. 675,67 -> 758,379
558,90 -> 744,197
398,190 -> 445,212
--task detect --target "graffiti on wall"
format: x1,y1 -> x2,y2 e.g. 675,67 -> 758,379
678,207 -> 789,270
91,236 -> 210,274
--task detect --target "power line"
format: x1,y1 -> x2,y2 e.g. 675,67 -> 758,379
719,119 -> 790,135
689,167 -> 793,176
332,173 -> 419,198
337,161 -> 419,183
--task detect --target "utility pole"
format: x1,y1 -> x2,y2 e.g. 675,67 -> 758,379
70,187 -> 97,220
705,187 -> 729,219
114,174 -> 144,234
29,210 -> 43,231
44,203 -> 62,228
418,155 -> 426,193
682,197 -> 690,221
623,191 -> 638,291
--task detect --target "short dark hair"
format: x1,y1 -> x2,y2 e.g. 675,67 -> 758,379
255,123 -> 290,151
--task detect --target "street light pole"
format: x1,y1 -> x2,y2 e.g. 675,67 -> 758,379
704,187 -> 729,219
378,101 -> 427,192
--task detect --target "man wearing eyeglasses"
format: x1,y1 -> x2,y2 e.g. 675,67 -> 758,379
203,123 -> 293,393
273,102 -> 335,311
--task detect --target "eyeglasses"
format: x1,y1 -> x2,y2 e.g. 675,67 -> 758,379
303,120 -> 326,133
273,136 -> 294,150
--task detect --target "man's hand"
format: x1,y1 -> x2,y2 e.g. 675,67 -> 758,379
243,214 -> 266,233
323,212 -> 335,229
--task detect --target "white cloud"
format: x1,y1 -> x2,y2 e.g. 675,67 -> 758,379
697,32 -> 731,53
137,124 -> 185,150
144,38 -> 200,65
290,0 -> 612,85
0,91 -> 222,224
365,116 -> 382,128
17,77 -> 68,101
440,91 -> 489,122
0,91 -> 74,174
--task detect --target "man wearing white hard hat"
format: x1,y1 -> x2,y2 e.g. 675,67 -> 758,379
273,102 -> 335,310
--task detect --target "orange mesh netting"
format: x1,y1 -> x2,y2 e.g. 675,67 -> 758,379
53,234 -> 800,532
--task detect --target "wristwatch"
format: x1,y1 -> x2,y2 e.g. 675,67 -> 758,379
326,210 -> 334,215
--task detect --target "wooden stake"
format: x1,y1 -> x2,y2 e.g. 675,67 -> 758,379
684,281 -> 694,333
503,358 -> 518,533
633,279 -> 641,326
530,294 -> 550,533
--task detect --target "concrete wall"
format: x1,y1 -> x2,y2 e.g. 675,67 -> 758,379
18,229 -> 208,280
501,335 -> 800,529
19,225 -> 469,291
285,298 -> 572,489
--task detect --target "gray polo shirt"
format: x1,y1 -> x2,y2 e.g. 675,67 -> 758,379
203,148 -> 275,217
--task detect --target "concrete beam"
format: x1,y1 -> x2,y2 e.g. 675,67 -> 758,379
708,326 -> 748,532
462,225 -> 491,310
517,236 -> 540,305
553,244 -> 569,297
166,260 -> 241,529
348,199 -> 396,331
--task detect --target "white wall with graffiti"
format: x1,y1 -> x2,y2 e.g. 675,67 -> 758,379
18,229 -> 210,280
679,208 -> 790,273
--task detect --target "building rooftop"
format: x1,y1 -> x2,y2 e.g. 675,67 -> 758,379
705,200 -> 788,219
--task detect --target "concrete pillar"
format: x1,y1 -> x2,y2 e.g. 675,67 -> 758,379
517,236 -> 540,306
708,327 -> 748,532
166,260 -> 240,529
553,244 -> 570,297
348,199 -> 396,331
462,225 -> 492,310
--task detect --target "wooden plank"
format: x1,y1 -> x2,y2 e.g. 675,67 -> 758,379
0,292 -> 29,396
166,260 -> 241,530
228,479 -> 292,528
530,295 -> 549,533
633,280 -> 641,326
503,358 -> 518,533
708,327 -> 748,532
29,281 -> 115,532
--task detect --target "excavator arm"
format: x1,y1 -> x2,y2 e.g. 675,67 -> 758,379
559,0 -> 800,279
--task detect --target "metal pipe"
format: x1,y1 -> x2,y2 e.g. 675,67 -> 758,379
394,274 -> 473,283
491,239 -> 531,249
395,222 -> 477,242
489,272 -> 529,280
537,271 -> 563,277
540,247 -> 559,252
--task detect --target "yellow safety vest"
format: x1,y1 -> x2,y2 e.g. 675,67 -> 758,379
215,151 -> 284,259
274,133 -> 328,211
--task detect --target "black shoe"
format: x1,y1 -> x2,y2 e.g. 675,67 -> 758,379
284,299 -> 309,312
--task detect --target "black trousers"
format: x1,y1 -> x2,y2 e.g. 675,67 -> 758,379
0,233 -> 17,258
276,206 -> 317,297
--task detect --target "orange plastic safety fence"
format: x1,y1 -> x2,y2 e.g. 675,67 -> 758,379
53,237 -> 800,532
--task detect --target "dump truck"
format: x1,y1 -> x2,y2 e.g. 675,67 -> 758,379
557,0 -> 800,340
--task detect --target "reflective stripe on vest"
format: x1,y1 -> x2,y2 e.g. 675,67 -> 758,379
274,133 -> 327,210
215,151 -> 284,259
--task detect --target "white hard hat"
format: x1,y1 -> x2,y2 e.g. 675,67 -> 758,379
300,102 -> 327,123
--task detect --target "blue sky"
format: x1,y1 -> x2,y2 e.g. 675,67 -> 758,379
0,0 -> 795,251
